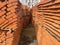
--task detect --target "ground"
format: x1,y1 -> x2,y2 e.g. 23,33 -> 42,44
19,24 -> 38,45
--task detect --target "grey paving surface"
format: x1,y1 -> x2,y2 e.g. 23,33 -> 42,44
19,24 -> 38,45
29,40 -> 38,45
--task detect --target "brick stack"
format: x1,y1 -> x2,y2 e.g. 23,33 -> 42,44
0,0 -> 23,45
22,5 -> 31,28
32,0 -> 60,45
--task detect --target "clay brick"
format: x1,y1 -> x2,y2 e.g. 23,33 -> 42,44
0,0 -> 31,45
7,6 -> 17,11
7,2 -> 18,7
7,0 -> 17,4
0,0 -> 23,45
6,13 -> 16,19
32,0 -> 60,45
0,11 -> 6,16
1,7 -> 6,11
0,1 -> 6,8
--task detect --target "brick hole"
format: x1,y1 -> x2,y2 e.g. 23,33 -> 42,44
0,0 -> 5,2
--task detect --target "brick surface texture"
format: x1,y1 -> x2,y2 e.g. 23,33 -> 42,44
32,0 -> 60,45
0,0 -> 31,45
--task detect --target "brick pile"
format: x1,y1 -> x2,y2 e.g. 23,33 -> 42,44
0,0 -> 31,45
32,0 -> 60,45
22,5 -> 31,28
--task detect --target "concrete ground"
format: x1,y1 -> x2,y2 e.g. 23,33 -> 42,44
19,24 -> 38,45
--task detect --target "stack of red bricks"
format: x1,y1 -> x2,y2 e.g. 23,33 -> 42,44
32,0 -> 60,45
21,5 -> 31,28
0,0 -> 31,45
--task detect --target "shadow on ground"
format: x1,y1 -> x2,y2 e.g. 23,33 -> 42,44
19,24 -> 38,45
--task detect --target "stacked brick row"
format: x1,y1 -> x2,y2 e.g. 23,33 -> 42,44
32,0 -> 60,45
22,5 -> 31,28
0,0 -> 21,45
0,0 -> 31,45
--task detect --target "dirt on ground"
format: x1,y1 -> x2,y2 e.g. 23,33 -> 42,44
19,24 -> 38,45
